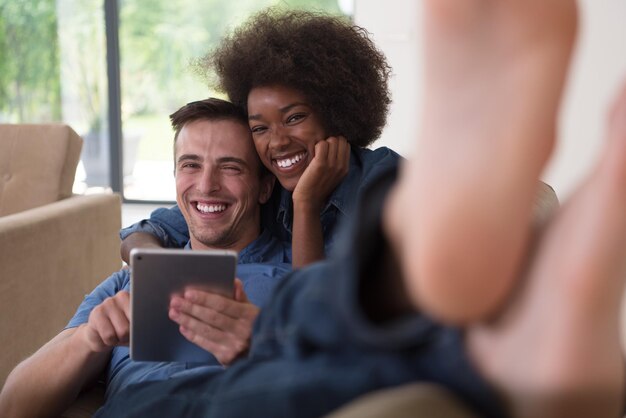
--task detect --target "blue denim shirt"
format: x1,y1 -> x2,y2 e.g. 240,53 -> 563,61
67,229 -> 291,401
120,146 -> 401,260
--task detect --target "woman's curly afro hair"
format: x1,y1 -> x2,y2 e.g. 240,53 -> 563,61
199,9 -> 392,148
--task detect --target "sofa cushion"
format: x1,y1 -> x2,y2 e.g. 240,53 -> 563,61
325,383 -> 478,418
0,124 -> 82,216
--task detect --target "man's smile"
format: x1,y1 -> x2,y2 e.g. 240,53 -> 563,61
191,200 -> 230,217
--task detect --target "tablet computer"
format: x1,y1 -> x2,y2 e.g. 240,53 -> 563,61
130,248 -> 237,362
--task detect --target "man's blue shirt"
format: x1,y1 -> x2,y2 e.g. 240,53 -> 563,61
119,146 -> 401,259
66,229 -> 291,400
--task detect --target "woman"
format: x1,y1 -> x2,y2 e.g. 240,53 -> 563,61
121,9 -> 401,267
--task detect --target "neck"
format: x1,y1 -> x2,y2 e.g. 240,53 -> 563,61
189,230 -> 260,253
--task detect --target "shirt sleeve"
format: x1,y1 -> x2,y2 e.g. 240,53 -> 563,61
119,205 -> 190,248
65,270 -> 130,329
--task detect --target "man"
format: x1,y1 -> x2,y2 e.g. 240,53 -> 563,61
0,98 -> 291,417
94,1 -> 626,417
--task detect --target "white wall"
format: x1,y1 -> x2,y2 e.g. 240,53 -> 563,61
354,0 -> 422,159
354,0 -> 626,199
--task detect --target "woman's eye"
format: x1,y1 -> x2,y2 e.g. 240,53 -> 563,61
286,113 -> 306,124
250,125 -> 267,134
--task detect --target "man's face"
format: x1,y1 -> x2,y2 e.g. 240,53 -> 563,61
175,119 -> 273,251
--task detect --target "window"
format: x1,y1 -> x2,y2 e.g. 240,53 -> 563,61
0,0 -> 110,194
0,0 -> 352,202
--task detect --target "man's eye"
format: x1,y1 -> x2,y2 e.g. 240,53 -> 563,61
181,163 -> 199,169
223,166 -> 241,172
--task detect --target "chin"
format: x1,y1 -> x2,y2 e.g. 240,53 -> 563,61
277,177 -> 299,193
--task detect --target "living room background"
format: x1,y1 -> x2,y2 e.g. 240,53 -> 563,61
0,0 -> 352,203
2,0 -> 625,204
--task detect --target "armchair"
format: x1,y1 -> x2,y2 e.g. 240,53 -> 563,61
0,124 -> 122,387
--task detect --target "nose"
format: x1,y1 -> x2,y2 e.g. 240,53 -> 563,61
197,167 -> 221,194
268,125 -> 291,151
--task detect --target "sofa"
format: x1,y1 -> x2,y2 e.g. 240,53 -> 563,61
1,126 -> 561,417
0,124 -> 122,389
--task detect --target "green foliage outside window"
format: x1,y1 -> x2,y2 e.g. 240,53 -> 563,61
0,0 -> 345,124
0,0 -> 348,197
119,0 -> 344,117
0,0 -> 62,122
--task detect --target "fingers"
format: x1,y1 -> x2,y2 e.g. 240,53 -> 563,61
310,136 -> 350,179
323,136 -> 349,162
178,325 -> 242,365
175,289 -> 254,321
84,291 -> 131,351
294,136 -> 350,205
329,136 -> 350,177
170,290 -> 259,335
313,136 -> 349,170
168,288 -> 260,365
170,296 -> 234,332
313,138 -> 329,165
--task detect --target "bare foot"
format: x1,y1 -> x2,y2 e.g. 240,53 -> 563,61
387,0 -> 579,323
468,81 -> 626,418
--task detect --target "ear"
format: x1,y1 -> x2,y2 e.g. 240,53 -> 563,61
258,174 -> 275,205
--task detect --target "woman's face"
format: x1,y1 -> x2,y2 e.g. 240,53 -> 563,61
247,84 -> 328,192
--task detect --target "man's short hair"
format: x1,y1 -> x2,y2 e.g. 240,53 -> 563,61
170,97 -> 248,141
170,98 -> 268,177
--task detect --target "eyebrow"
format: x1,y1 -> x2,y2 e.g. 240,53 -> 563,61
177,154 -> 201,165
248,102 -> 309,121
176,154 -> 249,168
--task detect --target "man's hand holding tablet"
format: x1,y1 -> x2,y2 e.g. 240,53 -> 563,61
130,248 -> 237,363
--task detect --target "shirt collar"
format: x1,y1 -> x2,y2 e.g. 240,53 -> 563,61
184,228 -> 288,265
238,228 -> 288,264
325,148 -> 362,215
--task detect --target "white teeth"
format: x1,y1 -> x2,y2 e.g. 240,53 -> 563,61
276,153 -> 304,168
196,203 -> 226,214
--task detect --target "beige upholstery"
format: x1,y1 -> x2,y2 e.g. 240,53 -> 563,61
0,124 -> 82,216
326,384 -> 478,418
0,124 -> 122,387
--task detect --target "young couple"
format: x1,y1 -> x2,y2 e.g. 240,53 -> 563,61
4,2 -> 626,417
